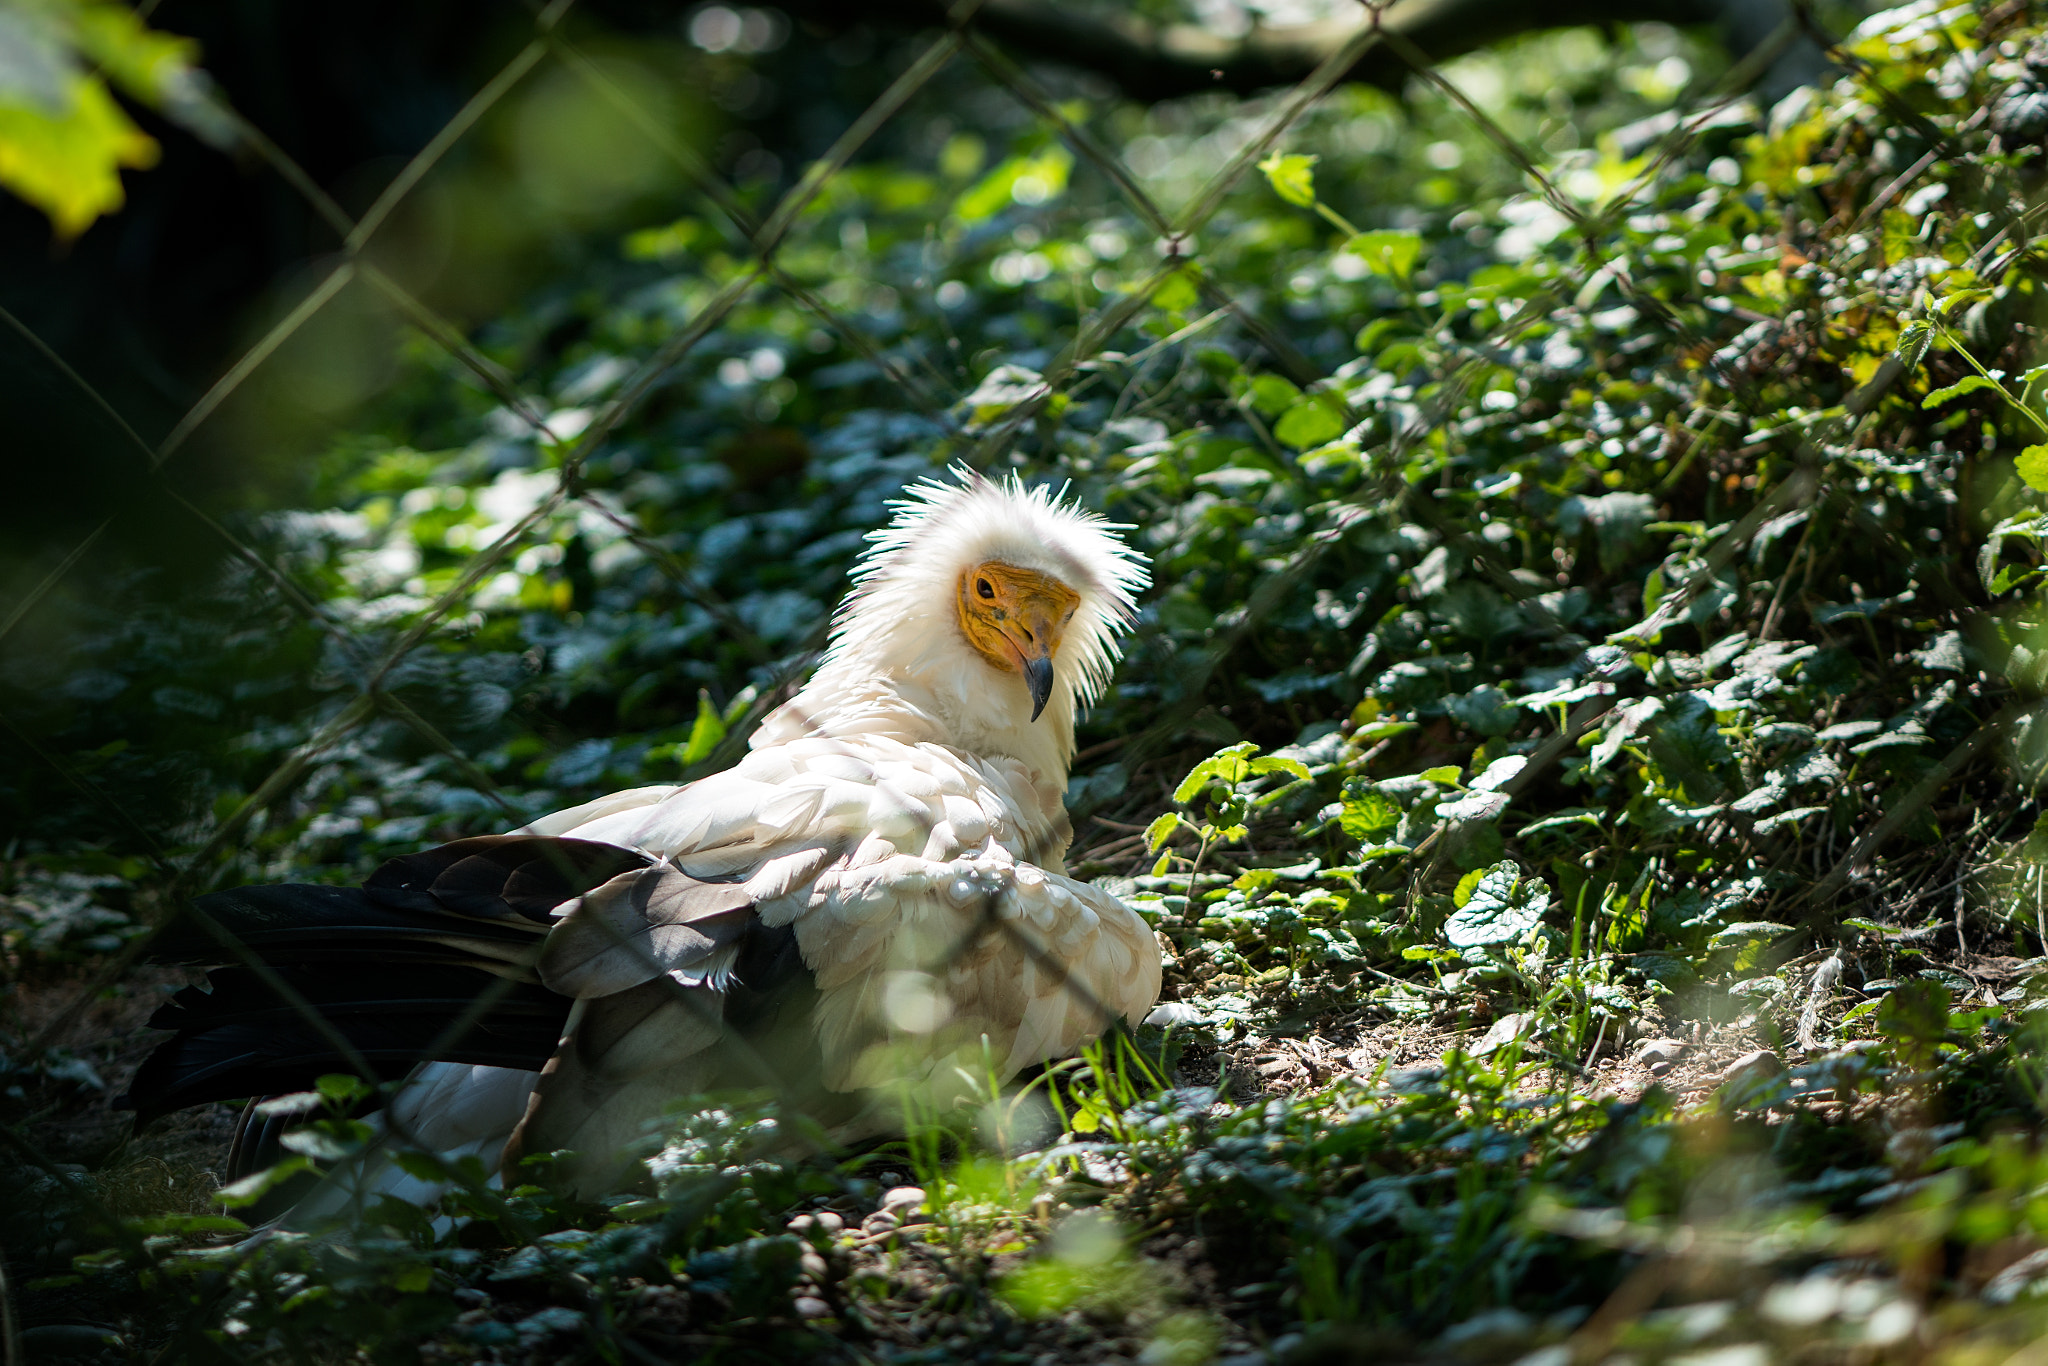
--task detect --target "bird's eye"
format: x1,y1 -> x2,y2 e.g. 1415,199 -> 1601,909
976,578 -> 995,600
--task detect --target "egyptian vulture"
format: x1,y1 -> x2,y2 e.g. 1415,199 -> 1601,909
122,468 -> 1162,1204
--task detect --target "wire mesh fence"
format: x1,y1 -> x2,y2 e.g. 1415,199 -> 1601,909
0,0 -> 1841,1142
8,0 -> 2037,1352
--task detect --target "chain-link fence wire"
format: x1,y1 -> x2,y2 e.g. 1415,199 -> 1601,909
0,0 -> 1947,1269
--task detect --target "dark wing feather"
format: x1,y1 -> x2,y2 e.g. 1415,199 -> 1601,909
365,836 -> 653,922
536,866 -> 758,998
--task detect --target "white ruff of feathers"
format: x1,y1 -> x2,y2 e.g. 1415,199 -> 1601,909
757,465 -> 1148,786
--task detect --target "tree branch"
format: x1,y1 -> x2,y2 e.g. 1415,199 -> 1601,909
786,0 -> 1805,102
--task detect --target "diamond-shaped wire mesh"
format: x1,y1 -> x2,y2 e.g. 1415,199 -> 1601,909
0,0 -> 1894,1295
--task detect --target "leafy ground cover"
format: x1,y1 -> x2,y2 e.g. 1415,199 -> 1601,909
13,2 -> 2048,1361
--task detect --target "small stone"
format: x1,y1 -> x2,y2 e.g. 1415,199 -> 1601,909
811,1209 -> 844,1234
880,1185 -> 926,1216
799,1250 -> 830,1280
793,1296 -> 833,1319
1632,1037 -> 1689,1066
861,1211 -> 901,1237
1721,1048 -> 1783,1084
1649,1061 -> 1673,1077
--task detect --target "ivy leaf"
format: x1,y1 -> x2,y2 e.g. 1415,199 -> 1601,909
1145,812 -> 1183,851
1443,863 -> 1551,948
1258,150 -> 1318,207
1921,373 -> 2002,408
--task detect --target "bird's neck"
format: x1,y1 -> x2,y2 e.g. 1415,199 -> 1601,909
762,651 -> 1076,795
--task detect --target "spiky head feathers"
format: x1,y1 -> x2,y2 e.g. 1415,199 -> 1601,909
823,465 -> 1148,712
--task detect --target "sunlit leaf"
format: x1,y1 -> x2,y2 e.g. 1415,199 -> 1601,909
1258,150 -> 1318,207
1921,374 -> 2001,408
2018,444 -> 2048,492
1443,863 -> 1550,948
1343,229 -> 1422,279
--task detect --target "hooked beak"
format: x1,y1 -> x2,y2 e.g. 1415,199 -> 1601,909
1022,653 -> 1055,722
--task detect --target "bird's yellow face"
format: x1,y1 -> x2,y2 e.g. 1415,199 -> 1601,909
956,560 -> 1080,721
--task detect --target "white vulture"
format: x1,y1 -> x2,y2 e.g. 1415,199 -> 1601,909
122,467 -> 1162,1206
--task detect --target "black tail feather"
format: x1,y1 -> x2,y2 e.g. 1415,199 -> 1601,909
123,836 -> 639,1127
120,964 -> 571,1122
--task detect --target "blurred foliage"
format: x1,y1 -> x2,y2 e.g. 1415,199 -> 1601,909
21,0 -> 2048,1361
0,0 -> 231,237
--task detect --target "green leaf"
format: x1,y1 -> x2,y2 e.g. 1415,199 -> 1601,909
1152,267 -> 1201,312
0,72 -> 159,238
681,688 -> 727,766
1258,150 -> 1318,207
1338,792 -> 1401,840
1443,863 -> 1551,948
391,1264 -> 434,1294
215,1157 -> 314,1209
1452,866 -> 1486,908
1894,318 -> 1933,373
1420,765 -> 1463,786
1921,373 -> 2001,408
281,1123 -> 363,1162
1990,563 -> 2044,594
1145,812 -> 1182,852
1174,742 -> 1259,804
1246,373 -> 1301,417
1878,978 -> 1952,1048
280,1285 -> 333,1313
315,1073 -> 371,1105
957,145 -> 1073,220
1343,229 -> 1423,279
1249,755 -> 1313,782
392,1150 -> 453,1183
1934,287 -> 1991,317
1645,693 -> 1734,803
2018,445 -> 2048,492
1354,317 -> 1403,355
1233,868 -> 1279,894
1273,394 -> 1347,448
